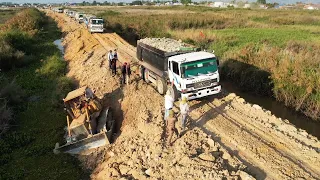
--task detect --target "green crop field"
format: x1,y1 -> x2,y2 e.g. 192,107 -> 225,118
73,6 -> 320,120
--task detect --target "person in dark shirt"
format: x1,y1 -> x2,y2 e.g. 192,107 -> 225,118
121,62 -> 127,84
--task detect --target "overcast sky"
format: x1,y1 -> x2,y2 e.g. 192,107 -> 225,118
1,0 -> 319,4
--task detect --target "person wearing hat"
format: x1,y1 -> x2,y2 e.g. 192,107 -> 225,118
180,96 -> 189,131
164,90 -> 174,122
166,110 -> 179,146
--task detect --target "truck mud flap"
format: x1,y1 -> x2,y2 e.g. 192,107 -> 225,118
53,132 -> 110,154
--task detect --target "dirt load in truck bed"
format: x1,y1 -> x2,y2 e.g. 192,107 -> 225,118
138,37 -> 193,52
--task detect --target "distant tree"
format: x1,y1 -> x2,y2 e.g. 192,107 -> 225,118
131,1 -> 143,5
181,0 -> 192,5
266,2 -> 278,8
172,0 -> 178,3
103,1 -> 110,5
117,2 -> 124,6
92,0 -> 97,5
257,0 -> 266,4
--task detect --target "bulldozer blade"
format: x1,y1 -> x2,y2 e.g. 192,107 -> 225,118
54,132 -> 110,154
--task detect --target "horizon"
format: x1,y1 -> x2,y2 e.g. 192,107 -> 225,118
1,0 -> 320,4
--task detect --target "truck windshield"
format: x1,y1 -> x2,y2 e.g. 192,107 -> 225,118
180,58 -> 218,78
92,19 -> 104,25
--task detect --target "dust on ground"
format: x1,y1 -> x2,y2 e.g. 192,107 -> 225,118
47,11 -> 320,180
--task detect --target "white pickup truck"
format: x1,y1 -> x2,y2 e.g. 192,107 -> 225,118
137,38 -> 221,100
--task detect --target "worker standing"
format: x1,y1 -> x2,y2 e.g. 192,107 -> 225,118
166,110 -> 179,146
121,62 -> 127,84
164,90 -> 174,122
113,49 -> 118,61
126,63 -> 131,85
111,58 -> 117,76
179,96 -> 190,131
107,50 -> 113,70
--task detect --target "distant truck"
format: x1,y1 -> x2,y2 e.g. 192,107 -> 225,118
84,16 -> 104,33
75,12 -> 85,23
137,38 -> 221,100
56,7 -> 63,13
67,10 -> 76,18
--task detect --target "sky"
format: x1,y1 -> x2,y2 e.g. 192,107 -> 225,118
0,0 -> 319,4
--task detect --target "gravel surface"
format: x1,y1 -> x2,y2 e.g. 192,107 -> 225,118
138,38 -> 192,52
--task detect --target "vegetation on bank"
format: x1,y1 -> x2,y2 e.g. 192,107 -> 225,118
93,8 -> 320,120
0,8 -> 88,179
0,9 -> 19,24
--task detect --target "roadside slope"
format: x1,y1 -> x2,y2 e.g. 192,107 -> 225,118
47,11 -> 320,180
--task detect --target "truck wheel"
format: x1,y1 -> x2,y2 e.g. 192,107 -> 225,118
157,78 -> 167,95
144,70 -> 150,83
168,85 -> 179,101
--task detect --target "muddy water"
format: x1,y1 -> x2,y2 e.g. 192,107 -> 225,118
53,39 -> 64,54
222,81 -> 320,139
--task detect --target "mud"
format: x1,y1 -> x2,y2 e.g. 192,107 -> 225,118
47,10 -> 320,180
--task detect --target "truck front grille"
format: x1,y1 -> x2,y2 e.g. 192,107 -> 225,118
187,79 -> 217,89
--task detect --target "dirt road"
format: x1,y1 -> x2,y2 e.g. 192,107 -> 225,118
47,11 -> 320,180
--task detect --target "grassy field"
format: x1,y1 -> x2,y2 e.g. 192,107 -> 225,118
0,9 -> 19,24
0,8 -> 88,179
74,6 -> 320,120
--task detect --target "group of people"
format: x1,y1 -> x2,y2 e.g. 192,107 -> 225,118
107,49 -> 131,85
164,90 -> 190,146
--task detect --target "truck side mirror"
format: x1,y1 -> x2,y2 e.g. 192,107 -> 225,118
217,58 -> 220,67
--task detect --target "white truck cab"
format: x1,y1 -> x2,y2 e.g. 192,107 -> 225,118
88,18 -> 104,33
168,52 -> 221,100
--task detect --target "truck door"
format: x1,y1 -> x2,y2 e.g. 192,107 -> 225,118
168,61 -> 181,89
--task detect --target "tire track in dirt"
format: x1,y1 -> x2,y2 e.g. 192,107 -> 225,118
46,10 -> 320,180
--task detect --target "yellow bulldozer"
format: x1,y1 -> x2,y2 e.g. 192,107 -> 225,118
54,86 -> 114,154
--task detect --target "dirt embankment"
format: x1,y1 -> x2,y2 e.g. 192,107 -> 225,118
47,11 -> 320,180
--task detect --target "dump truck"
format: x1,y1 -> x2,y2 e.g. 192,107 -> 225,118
137,38 -> 221,101
54,86 -> 114,154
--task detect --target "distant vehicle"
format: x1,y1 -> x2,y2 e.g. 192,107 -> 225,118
86,17 -> 104,33
63,9 -> 69,14
57,7 -> 63,13
137,38 -> 221,101
75,12 -> 85,23
67,10 -> 76,19
84,14 -> 96,27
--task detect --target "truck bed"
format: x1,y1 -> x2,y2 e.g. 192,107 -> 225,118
137,42 -> 198,73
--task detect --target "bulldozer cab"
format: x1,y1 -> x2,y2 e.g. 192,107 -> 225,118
54,87 -> 114,154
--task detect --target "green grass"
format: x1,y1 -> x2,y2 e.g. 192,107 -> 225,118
0,9 -> 19,24
0,9 -> 88,179
211,28 -> 320,57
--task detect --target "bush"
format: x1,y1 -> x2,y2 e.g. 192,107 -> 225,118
224,42 -> 320,120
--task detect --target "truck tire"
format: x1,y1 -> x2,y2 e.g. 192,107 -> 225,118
157,78 -> 167,95
144,69 -> 150,83
168,85 -> 179,101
